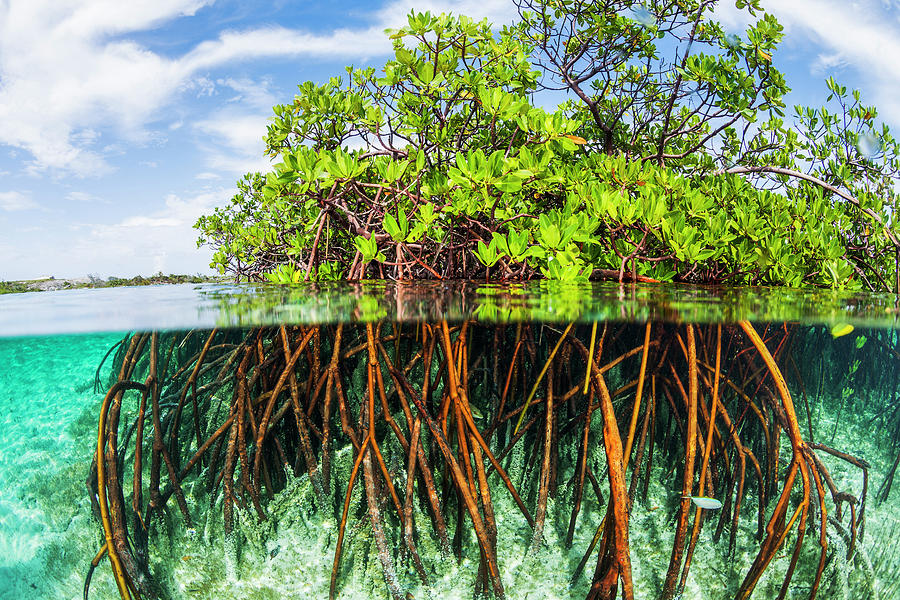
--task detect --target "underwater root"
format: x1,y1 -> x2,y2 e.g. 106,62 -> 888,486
85,320 -> 869,599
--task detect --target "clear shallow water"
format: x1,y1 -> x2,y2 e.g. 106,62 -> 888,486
0,333 -> 125,599
1,285 -> 899,599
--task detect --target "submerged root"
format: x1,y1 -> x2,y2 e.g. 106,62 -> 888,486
85,320 -> 879,599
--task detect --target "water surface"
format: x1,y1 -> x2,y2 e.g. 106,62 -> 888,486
2,281 -> 900,336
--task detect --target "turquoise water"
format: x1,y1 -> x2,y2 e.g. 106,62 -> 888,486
1,285 -> 900,599
0,333 -> 124,599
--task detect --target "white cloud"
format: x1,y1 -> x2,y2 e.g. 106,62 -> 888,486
188,76 -> 217,98
191,77 -> 275,170
0,13 -> 185,175
777,0 -> 900,124
65,190 -> 107,204
0,0 -> 516,178
714,0 -> 900,126
194,113 -> 266,153
810,52 -> 847,76
193,109 -> 271,175
0,187 -> 226,279
217,77 -> 278,108
179,26 -> 387,72
74,189 -> 226,276
44,0 -> 212,37
118,215 -> 183,227
201,149 -> 274,176
711,2 -> 756,31
0,1 -> 524,278
377,0 -> 515,27
0,191 -> 37,211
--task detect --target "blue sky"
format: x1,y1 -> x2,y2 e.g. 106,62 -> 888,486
0,0 -> 898,280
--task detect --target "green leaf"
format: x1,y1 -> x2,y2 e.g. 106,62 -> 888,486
830,323 -> 854,338
383,213 -> 402,242
417,63 -> 435,84
353,235 -> 379,262
474,239 -> 500,267
495,173 -> 524,193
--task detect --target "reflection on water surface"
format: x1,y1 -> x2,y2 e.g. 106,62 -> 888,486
2,281 -> 900,336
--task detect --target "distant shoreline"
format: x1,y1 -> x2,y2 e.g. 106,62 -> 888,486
0,273 -> 227,294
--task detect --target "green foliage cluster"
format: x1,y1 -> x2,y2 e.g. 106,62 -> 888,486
103,273 -> 217,287
0,273 -> 220,294
195,1 -> 900,289
0,280 -> 30,294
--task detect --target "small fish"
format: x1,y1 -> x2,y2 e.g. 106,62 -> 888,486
689,496 -> 723,510
831,323 -> 854,338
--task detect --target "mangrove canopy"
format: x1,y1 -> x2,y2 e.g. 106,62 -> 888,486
195,0 -> 900,289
